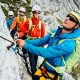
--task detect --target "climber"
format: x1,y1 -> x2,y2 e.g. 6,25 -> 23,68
10,7 -> 28,39
16,10 -> 80,80
9,7 -> 28,71
21,5 -> 45,78
23,5 -> 45,39
6,11 -> 16,38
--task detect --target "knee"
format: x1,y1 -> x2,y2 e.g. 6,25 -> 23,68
33,75 -> 40,80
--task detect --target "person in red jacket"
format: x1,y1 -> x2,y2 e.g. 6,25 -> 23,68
23,5 -> 45,79
23,5 -> 45,39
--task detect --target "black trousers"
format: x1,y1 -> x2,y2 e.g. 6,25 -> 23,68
21,36 -> 38,79
33,75 -> 40,80
28,52 -> 38,79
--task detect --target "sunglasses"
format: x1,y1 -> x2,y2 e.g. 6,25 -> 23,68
19,11 -> 25,13
66,15 -> 78,23
33,11 -> 40,14
9,15 -> 13,16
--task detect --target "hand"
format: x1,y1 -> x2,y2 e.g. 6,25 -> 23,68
16,39 -> 26,47
19,32 -> 24,38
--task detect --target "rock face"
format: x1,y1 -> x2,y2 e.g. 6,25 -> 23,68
0,0 -> 80,80
31,0 -> 80,19
0,6 -> 31,80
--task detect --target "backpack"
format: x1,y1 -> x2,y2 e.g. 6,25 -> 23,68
65,37 -> 80,73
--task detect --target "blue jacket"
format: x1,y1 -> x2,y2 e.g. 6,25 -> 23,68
7,17 -> 14,30
24,27 -> 80,73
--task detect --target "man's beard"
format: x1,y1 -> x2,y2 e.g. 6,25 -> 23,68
63,26 -> 76,31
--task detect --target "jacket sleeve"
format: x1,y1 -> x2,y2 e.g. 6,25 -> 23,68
10,17 -> 17,31
41,22 -> 45,38
24,39 -> 76,58
25,33 -> 51,46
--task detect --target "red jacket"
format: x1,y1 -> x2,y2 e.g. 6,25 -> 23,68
23,17 -> 45,38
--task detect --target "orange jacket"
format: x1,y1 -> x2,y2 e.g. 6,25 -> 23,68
23,17 -> 45,38
10,16 -> 27,38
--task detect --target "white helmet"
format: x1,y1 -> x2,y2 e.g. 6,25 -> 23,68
8,11 -> 14,16
32,5 -> 42,12
19,7 -> 25,12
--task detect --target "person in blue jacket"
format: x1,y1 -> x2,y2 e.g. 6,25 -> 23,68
16,10 -> 80,80
7,11 -> 16,38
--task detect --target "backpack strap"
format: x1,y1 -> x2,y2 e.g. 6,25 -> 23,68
38,20 -> 41,30
24,16 -> 27,22
28,19 -> 32,31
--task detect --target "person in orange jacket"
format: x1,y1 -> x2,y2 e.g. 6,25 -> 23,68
10,7 -> 28,39
23,5 -> 45,79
